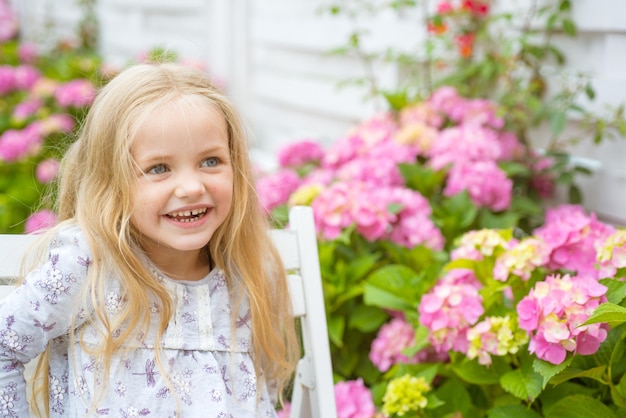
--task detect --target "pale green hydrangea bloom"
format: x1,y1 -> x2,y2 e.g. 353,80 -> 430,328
382,374 -> 431,417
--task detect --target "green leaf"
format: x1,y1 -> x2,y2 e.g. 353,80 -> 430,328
363,264 -> 419,310
500,368 -> 543,402
568,184 -> 583,204
562,18 -> 577,37
582,302 -> 626,326
452,358 -> 508,385
347,305 -> 389,332
550,111 -> 567,136
533,357 -> 572,388
549,366 -> 608,386
545,394 -> 617,418
600,279 -> 626,304
487,405 -> 542,418
327,315 -> 345,348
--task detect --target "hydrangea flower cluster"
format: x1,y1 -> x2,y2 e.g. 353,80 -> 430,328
596,229 -> 626,279
534,204 -> 616,278
418,269 -> 484,353
466,315 -> 529,366
257,85 -> 536,246
517,273 -> 609,365
277,378 -> 376,418
369,317 -> 420,372
334,378 -> 377,418
382,374 -> 431,417
493,237 -> 551,281
450,228 -> 508,261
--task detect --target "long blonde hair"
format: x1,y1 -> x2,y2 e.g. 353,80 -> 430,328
30,63 -> 299,414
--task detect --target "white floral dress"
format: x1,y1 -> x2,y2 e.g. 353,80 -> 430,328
0,224 -> 278,417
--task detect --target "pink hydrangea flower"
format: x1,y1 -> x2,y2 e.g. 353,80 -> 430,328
54,79 -> 96,107
18,42 -> 39,64
451,229 -> 509,261
256,169 -> 301,213
419,276 -> 484,353
596,230 -> 626,278
14,65 -> 41,90
37,114 -> 76,135
277,139 -> 325,168
386,187 -> 444,250
398,102 -> 444,129
493,237 -> 551,281
370,317 -> 420,372
13,98 -> 43,121
466,315 -> 529,365
36,158 -> 60,183
517,273 -> 609,365
335,141 -> 418,188
427,125 -> 502,171
534,204 -> 616,278
312,181 -> 444,248
334,379 -> 376,418
0,65 -> 16,94
25,210 -> 58,234
0,124 -> 43,161
349,112 -> 398,146
444,161 -> 512,211
276,402 -> 291,418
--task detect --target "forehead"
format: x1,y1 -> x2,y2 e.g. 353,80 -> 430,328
130,96 -> 228,154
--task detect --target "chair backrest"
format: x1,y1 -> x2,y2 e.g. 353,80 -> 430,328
0,206 -> 337,417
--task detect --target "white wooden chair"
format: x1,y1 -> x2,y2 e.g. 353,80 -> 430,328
0,205 -> 337,418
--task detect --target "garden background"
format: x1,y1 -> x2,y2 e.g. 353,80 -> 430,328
12,0 -> 626,225
4,0 -> 626,417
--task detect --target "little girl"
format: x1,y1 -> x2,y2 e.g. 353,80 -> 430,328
0,63 -> 299,417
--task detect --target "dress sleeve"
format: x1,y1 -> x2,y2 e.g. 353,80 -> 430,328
0,225 -> 93,416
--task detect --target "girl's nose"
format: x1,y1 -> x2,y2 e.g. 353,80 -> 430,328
174,174 -> 206,199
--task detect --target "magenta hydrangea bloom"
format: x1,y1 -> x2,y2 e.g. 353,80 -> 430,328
419,273 -> 484,353
370,317 -> 420,372
334,379 -> 376,418
277,139 -> 324,168
13,65 -> 41,90
386,187 -> 444,250
36,158 -> 60,183
534,204 -> 616,278
444,161 -> 512,211
25,210 -> 58,234
517,273 -> 609,365
256,169 -> 301,213
0,124 -> 43,161
0,65 -> 16,94
54,79 -> 96,107
276,402 -> 291,418
13,98 -> 43,120
18,42 -> 39,64
596,230 -> 626,278
427,125 -> 502,171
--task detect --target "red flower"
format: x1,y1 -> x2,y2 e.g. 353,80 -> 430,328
462,0 -> 490,16
455,33 -> 475,58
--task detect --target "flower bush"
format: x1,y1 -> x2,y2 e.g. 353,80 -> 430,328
0,1 -> 101,233
263,126 -> 626,415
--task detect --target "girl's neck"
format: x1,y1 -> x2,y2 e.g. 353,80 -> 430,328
146,247 -> 212,281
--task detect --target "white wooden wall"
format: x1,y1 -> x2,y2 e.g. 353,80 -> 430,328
14,0 -> 626,224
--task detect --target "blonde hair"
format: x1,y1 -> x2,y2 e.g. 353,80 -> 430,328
30,63 -> 299,414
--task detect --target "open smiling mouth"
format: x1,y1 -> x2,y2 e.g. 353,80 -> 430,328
165,208 -> 208,223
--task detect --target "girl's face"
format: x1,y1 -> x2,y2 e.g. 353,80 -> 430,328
130,98 -> 233,266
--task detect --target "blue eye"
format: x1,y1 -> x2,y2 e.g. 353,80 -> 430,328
147,164 -> 168,174
202,157 -> 219,167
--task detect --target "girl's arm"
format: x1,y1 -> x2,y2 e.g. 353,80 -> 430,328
0,225 -> 93,416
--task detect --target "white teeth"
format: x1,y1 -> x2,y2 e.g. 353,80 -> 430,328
168,208 -> 207,217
